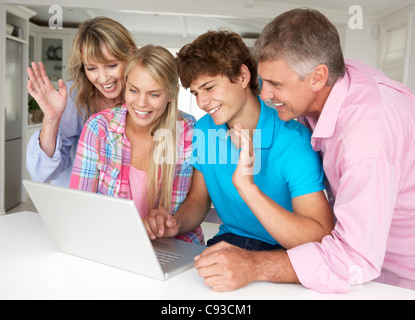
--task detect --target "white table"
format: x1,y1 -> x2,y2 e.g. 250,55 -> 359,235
0,211 -> 414,300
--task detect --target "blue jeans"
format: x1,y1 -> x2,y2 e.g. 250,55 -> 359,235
207,233 -> 285,251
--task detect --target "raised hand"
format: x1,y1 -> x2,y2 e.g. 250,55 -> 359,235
27,61 -> 68,124
232,123 -> 256,191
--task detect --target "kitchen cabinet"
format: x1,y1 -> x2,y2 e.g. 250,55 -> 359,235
17,26 -> 78,203
31,26 -> 77,87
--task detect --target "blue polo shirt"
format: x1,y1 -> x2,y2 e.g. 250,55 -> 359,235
191,98 -> 325,245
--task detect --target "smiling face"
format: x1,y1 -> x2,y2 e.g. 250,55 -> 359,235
125,64 -> 171,131
258,58 -> 320,121
189,73 -> 250,127
83,44 -> 127,103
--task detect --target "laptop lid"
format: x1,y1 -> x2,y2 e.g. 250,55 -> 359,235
23,180 -> 204,281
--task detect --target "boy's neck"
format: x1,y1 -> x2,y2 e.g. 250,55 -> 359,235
227,93 -> 261,133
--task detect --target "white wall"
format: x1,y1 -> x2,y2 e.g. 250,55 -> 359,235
343,17 -> 380,68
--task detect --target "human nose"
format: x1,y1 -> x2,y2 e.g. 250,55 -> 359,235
135,92 -> 148,107
97,68 -> 111,84
259,82 -> 274,102
196,93 -> 210,110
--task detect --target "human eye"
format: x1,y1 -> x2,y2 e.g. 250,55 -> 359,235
150,90 -> 165,98
127,86 -> 137,94
108,63 -> 118,68
264,80 -> 280,88
84,65 -> 95,72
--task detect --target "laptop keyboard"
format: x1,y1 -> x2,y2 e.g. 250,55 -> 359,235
155,249 -> 183,265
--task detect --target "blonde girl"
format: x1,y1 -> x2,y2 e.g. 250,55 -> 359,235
70,45 -> 204,244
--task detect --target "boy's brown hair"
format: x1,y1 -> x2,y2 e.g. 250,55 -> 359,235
176,30 -> 259,96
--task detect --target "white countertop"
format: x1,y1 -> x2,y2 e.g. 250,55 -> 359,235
0,211 -> 414,300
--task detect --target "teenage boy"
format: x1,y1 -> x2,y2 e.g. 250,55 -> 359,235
144,30 -> 334,291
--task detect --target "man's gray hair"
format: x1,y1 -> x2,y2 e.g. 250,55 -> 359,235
253,8 -> 346,86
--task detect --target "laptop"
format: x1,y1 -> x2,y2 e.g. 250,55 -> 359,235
23,180 -> 205,281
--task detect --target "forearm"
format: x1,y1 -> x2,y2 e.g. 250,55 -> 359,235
253,250 -> 300,284
195,242 -> 300,291
285,159 -> 401,294
39,118 -> 61,158
27,129 -> 71,183
175,195 -> 211,235
237,184 -> 332,249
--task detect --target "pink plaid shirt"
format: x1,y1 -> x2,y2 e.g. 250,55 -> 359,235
70,105 -> 204,245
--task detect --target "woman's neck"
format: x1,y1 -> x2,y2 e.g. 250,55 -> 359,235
94,94 -> 124,113
125,114 -> 153,171
125,113 -> 152,138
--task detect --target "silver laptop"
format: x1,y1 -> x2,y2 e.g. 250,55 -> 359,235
23,180 -> 205,281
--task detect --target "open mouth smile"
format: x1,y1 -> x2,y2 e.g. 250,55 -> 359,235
134,109 -> 152,118
273,102 -> 285,110
208,105 -> 222,115
101,82 -> 117,92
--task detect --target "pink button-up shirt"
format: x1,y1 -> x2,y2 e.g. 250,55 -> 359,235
288,59 -> 415,293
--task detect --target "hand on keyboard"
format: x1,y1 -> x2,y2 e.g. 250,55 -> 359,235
143,207 -> 181,240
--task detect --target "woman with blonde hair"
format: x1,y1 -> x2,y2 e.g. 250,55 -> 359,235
69,45 -> 204,244
27,17 -> 138,186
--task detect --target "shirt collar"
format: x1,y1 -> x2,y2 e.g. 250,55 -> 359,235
108,104 -> 128,134
256,98 -> 275,149
305,70 -> 350,151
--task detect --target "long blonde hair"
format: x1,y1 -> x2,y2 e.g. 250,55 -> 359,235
68,17 -> 138,121
125,45 -> 179,214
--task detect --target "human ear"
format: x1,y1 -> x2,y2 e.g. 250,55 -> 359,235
239,64 -> 251,89
311,64 -> 329,91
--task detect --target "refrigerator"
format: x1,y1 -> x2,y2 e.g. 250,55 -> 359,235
4,38 -> 23,211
